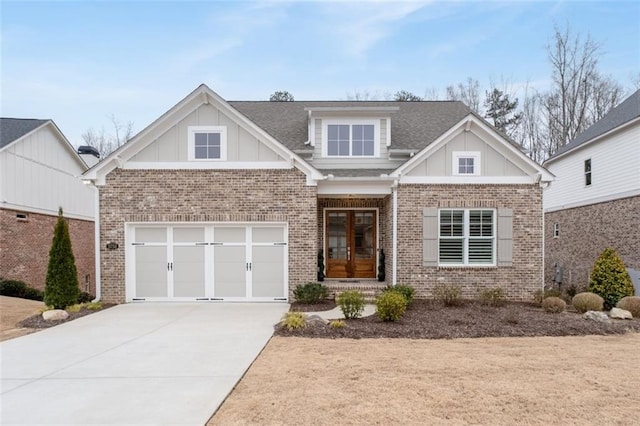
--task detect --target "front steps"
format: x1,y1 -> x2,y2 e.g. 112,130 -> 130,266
323,280 -> 388,302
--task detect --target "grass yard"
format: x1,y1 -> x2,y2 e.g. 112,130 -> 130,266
209,334 -> 640,425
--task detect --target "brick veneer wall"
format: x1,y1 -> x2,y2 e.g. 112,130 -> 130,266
544,195 -> 640,291
395,184 -> 543,300
0,208 -> 95,294
316,197 -> 388,282
99,168 -> 317,303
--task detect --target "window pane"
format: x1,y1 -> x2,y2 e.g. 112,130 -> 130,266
210,146 -> 221,159
195,133 -> 207,146
458,157 -> 474,174
439,239 -> 463,263
328,125 -> 339,140
469,239 -> 493,263
363,125 -> 374,140
338,124 -> 349,140
469,210 -> 493,237
194,146 -> 208,159
363,141 -> 374,155
352,139 -> 363,156
328,140 -> 339,156
353,125 -> 363,140
328,125 -> 350,156
339,139 -> 349,156
440,210 -> 463,237
208,133 -> 221,147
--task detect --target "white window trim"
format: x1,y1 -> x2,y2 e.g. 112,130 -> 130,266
452,151 -> 481,176
321,119 -> 380,158
553,223 -> 560,238
188,126 -> 227,161
584,158 -> 592,187
438,208 -> 496,266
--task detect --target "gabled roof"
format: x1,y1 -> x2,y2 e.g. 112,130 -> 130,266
546,89 -> 640,163
0,118 -> 49,149
229,100 -> 471,151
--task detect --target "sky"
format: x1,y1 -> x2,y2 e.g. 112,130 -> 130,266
1,0 -> 639,147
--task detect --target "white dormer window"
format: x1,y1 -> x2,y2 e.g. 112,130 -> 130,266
188,126 -> 227,161
452,152 -> 481,176
322,120 -> 379,157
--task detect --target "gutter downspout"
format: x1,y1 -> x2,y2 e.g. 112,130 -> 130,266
392,178 -> 399,287
90,183 -> 101,302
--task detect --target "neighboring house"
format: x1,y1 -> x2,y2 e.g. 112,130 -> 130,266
543,90 -> 640,291
0,118 -> 97,294
83,84 -> 552,303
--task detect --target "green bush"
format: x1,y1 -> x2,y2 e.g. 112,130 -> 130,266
0,278 -> 44,301
382,284 -> 415,305
542,296 -> 566,313
336,290 -> 365,319
375,291 -> 407,322
77,292 -> 95,304
478,287 -> 506,307
293,282 -> 328,304
588,247 -> 634,309
433,284 -> 463,306
280,312 -> 307,330
571,292 -> 604,313
532,288 -> 562,306
44,209 -> 80,309
617,296 -> 640,317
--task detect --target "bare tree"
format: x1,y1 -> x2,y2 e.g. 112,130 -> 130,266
514,85 -> 548,164
542,25 -> 623,155
269,91 -> 294,101
445,77 -> 481,112
82,115 -> 134,158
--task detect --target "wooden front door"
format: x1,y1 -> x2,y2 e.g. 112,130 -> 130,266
325,210 -> 377,278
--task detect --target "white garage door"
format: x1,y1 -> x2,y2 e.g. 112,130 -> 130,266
128,224 -> 287,302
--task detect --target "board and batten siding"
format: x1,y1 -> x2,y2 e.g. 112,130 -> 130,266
311,117 -> 400,169
406,129 -> 527,177
0,125 -> 93,220
543,123 -> 640,211
131,103 -> 284,163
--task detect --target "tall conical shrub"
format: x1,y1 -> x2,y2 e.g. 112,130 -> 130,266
44,208 -> 80,309
588,247 -> 634,310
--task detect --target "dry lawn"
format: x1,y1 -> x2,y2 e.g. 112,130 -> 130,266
0,296 -> 44,342
210,334 -> 640,425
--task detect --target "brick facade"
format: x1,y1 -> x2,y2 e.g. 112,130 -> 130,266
98,168 -> 317,303
395,184 -> 543,301
544,196 -> 640,291
0,208 -> 95,294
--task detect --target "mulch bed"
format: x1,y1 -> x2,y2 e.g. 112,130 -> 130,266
17,304 -> 116,329
289,300 -> 337,312
275,300 -> 640,339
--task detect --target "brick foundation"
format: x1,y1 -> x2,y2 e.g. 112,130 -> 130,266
0,208 -> 95,294
544,196 -> 640,291
98,168 -> 317,303
395,184 -> 543,301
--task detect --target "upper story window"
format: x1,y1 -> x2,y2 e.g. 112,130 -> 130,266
188,126 -> 227,161
584,158 -> 592,186
452,152 -> 481,176
323,120 -> 378,157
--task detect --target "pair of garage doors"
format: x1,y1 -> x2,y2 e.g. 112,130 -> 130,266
128,224 -> 287,301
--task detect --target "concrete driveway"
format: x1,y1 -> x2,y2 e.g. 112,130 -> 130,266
0,302 -> 288,425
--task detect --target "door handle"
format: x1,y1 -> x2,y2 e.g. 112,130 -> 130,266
347,247 -> 351,261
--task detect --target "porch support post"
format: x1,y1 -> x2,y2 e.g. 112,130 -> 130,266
392,181 -> 398,286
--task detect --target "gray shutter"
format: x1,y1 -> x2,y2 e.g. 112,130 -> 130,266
423,208 -> 438,267
497,208 -> 513,267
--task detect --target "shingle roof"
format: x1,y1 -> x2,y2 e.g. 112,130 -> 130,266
0,118 -> 49,149
547,89 -> 640,161
228,101 -> 471,151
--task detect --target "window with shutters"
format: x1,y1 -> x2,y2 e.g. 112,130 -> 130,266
438,209 -> 495,265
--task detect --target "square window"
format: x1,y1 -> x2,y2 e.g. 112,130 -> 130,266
453,152 -> 480,176
188,126 -> 226,161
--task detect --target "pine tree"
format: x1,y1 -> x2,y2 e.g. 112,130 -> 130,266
44,208 -> 80,309
484,88 -> 522,137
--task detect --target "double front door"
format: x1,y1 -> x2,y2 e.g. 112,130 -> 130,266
325,210 -> 377,278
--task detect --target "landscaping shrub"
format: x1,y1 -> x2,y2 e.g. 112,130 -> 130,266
588,247 -> 634,309
44,208 -> 80,309
0,278 -> 44,301
329,320 -> 345,329
375,291 -> 407,322
293,282 -> 328,304
382,284 -> 415,305
86,301 -> 103,311
337,290 -> 365,319
532,288 -> 562,305
542,297 -> 566,313
66,304 -> 83,313
77,292 -> 95,304
565,284 -> 578,300
433,284 -> 462,306
280,312 -> 307,330
478,287 -> 506,307
617,296 -> 640,317
571,292 -> 604,313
